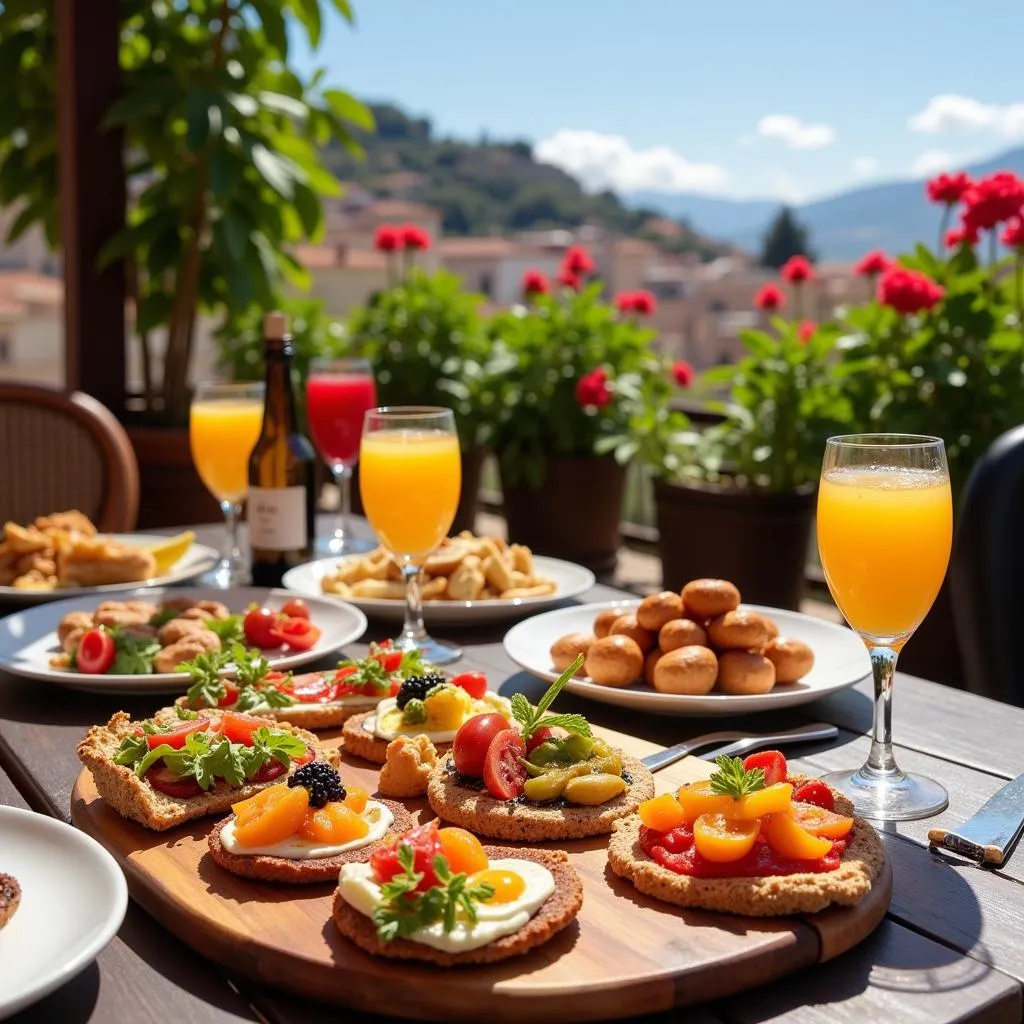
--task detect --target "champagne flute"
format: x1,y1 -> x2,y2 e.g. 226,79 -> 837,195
359,406 -> 462,664
816,434 -> 953,820
189,381 -> 265,588
306,356 -> 378,555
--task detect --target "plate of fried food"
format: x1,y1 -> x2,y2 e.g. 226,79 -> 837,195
283,531 -> 596,626
503,577 -> 871,716
0,510 -> 219,601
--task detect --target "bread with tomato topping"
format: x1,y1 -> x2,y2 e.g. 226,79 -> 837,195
76,707 -> 340,832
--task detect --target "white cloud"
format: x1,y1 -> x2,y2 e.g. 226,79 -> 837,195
909,94 -> 1024,137
533,129 -> 730,195
852,156 -> 879,176
911,149 -> 957,176
755,114 -> 836,149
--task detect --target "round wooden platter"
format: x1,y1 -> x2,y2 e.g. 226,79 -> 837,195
70,725 -> 892,1023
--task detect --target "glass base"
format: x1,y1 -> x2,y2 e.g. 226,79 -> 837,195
394,634 -> 463,666
316,533 -> 378,556
823,765 -> 948,821
204,559 -> 250,590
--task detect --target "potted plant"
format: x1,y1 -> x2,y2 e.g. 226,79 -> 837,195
650,258 -> 853,609
344,229 -> 494,534
0,1 -> 371,527
486,247 -> 669,573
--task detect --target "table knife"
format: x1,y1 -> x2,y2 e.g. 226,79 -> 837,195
640,722 -> 839,772
928,772 -> 1024,865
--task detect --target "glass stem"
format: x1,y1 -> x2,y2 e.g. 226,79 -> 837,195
399,561 -> 427,647
221,500 -> 242,569
336,463 -> 353,546
865,645 -> 900,775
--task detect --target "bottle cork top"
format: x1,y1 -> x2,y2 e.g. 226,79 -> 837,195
263,311 -> 290,340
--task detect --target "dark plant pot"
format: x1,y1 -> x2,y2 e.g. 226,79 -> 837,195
898,576 -> 964,689
653,477 -> 815,610
350,445 -> 486,537
500,457 -> 626,574
125,426 -> 222,530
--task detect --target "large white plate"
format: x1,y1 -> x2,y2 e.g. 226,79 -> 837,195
0,586 -> 368,695
282,554 -> 596,625
0,806 -> 127,1020
0,533 -> 220,604
503,600 -> 871,716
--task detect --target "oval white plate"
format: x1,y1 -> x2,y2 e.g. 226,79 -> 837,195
0,586 -> 367,695
0,806 -> 127,1020
503,600 -> 871,716
283,554 -> 596,626
0,533 -> 220,604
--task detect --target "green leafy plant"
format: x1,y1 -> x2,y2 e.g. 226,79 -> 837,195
510,656 -> 591,742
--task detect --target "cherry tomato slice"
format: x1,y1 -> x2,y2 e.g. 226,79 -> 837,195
453,713 -> 511,778
77,628 -> 116,674
525,725 -> 554,754
145,763 -> 203,799
243,606 -> 284,648
287,673 -> 336,703
791,779 -> 835,811
742,750 -> 788,787
450,672 -> 488,700
216,711 -> 267,746
218,681 -> 240,707
280,598 -> 310,620
482,729 -> 527,800
252,759 -> 287,783
375,651 -> 403,673
145,718 -> 209,750
369,822 -> 442,891
270,618 -> 322,652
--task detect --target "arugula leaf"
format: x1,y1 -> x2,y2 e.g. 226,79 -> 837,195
205,615 -> 244,644
240,727 -> 308,777
175,705 -> 199,720
112,718 -> 171,765
510,656 -> 591,741
708,755 -> 766,800
109,630 -> 161,675
230,642 -> 271,687
179,650 -> 230,707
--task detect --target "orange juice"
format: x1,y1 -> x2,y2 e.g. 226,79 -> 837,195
189,399 -> 264,504
817,466 -> 952,641
360,429 -> 461,558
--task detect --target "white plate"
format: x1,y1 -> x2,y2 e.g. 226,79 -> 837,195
0,806 -> 127,1019
503,600 -> 871,716
0,586 -> 368,695
0,533 -> 220,604
282,554 -> 596,626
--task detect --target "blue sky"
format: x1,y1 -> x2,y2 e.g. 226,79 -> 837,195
291,0 -> 1024,203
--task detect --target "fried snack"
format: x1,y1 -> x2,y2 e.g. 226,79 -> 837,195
658,618 -> 708,653
636,591 -> 685,632
609,614 -> 656,652
320,531 -> 557,602
643,648 -> 662,686
652,646 -> 718,695
707,610 -> 771,651
681,578 -> 741,620
763,637 -> 815,683
716,651 -> 776,695
378,735 -> 439,798
593,608 -> 622,639
550,632 -> 595,674
584,635 -> 644,688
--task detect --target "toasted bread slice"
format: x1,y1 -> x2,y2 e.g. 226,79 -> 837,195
77,708 -> 340,832
332,847 -> 582,965
172,693 -> 380,730
342,711 -> 453,765
0,873 -> 20,930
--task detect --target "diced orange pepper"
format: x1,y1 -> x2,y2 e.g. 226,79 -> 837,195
638,793 -> 688,832
761,811 -> 834,859
790,803 -> 854,839
343,786 -> 369,815
725,783 -> 793,820
233,785 -> 309,847
298,802 -> 370,844
676,781 -> 732,823
438,827 -> 489,875
693,813 -> 760,862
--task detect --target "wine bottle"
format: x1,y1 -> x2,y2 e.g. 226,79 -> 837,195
247,311 -> 318,587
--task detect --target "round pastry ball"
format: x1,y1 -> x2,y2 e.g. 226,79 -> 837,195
636,591 -> 685,632
763,636 -> 815,683
584,635 -> 644,688
716,650 -> 776,695
609,614 -> 656,652
758,614 -> 781,641
593,608 -> 622,639
658,618 -> 709,653
550,632 -> 596,674
643,648 -> 662,687
652,646 -> 718,696
681,578 -> 741,621
707,610 -> 771,651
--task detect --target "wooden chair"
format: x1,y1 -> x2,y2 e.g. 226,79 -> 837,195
0,382 -> 140,532
951,423 -> 1024,708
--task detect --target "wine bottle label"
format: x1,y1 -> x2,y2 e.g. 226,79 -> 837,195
248,486 -> 308,551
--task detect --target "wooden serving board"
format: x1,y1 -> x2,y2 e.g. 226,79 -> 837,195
71,725 -> 892,1022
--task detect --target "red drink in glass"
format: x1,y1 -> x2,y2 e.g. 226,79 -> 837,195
307,372 -> 377,469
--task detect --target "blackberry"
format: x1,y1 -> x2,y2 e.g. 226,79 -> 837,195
396,672 -> 447,710
288,761 -> 346,808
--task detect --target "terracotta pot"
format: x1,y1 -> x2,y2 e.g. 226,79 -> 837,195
500,457 -> 625,574
125,426 -> 221,530
653,477 -> 815,610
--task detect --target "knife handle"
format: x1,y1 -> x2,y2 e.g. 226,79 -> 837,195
927,828 -> 1005,865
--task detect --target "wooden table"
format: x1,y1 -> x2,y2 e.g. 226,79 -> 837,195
1,518 -> 1022,1024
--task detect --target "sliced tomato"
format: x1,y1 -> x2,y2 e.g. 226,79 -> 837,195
372,641 -> 403,673
280,598 -> 310,620
77,628 -> 116,674
252,759 -> 287,783
791,779 -> 835,811
243,606 -> 285,648
216,711 -> 267,746
145,763 -> 203,799
218,681 -> 241,708
270,618 -> 322,652
146,718 -> 209,750
482,730 -> 527,800
790,803 -> 853,839
369,822 -> 442,891
525,725 -> 555,754
287,673 -> 336,703
742,750 -> 788,787
450,672 -> 488,700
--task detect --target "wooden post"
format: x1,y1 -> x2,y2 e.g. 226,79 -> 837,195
55,0 -> 126,415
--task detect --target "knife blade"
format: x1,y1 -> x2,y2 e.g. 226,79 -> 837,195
928,772 -> 1024,865
641,722 -> 838,772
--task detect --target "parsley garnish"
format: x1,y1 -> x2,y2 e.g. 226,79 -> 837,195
371,844 -> 495,943
510,655 -> 591,742
178,643 -> 296,711
708,755 -> 766,800
180,650 -> 231,707
106,628 -> 161,675
204,615 -> 244,644
175,705 -> 199,720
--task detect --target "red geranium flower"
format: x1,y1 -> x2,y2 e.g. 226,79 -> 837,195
522,269 -> 550,296
373,224 -> 400,253
562,245 -> 595,276
400,224 -> 431,250
797,320 -> 816,342
631,289 -> 657,316
877,266 -> 945,315
754,283 -> 785,311
780,255 -> 815,284
614,291 -> 637,313
926,171 -> 972,205
961,171 -> 1024,232
557,268 -> 582,290
575,368 -> 612,409
945,225 -> 979,248
854,251 -> 890,277
1001,217 -> 1024,249
672,360 -> 694,387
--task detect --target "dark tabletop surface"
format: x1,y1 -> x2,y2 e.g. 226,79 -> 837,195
1,516 -> 1022,1024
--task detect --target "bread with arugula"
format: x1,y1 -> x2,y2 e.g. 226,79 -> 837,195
77,706 -> 339,831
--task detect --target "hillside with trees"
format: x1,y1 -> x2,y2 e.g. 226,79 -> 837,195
325,103 -> 734,259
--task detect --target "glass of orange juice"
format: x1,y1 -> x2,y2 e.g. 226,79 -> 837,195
360,406 -> 462,664
190,381 -> 265,587
817,434 -> 952,820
